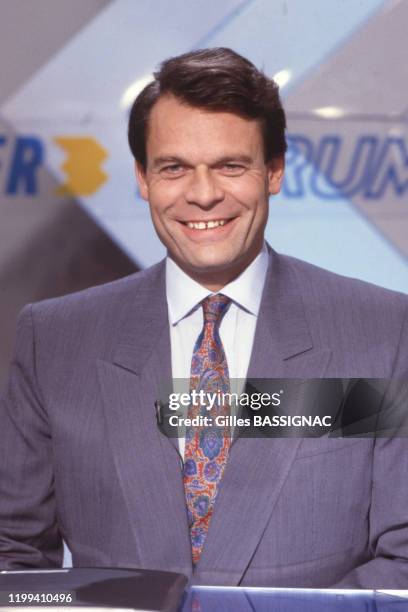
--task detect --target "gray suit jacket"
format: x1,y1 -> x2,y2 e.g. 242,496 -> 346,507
1,249 -> 408,588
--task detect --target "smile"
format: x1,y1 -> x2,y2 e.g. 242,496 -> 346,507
183,219 -> 231,230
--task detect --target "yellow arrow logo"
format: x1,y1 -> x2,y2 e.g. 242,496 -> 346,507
54,137 -> 108,196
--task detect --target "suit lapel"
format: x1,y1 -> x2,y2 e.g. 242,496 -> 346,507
193,249 -> 332,585
246,246 -> 332,380
97,262 -> 192,576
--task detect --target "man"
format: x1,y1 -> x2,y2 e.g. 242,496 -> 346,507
1,48 -> 407,588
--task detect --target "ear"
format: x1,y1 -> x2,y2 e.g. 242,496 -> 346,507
135,161 -> 149,201
267,156 -> 285,195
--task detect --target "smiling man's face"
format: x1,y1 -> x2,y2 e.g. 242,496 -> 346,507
136,94 -> 284,290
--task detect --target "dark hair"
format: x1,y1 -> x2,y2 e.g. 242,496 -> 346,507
128,47 -> 287,170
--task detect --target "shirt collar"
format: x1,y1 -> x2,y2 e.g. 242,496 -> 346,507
166,242 -> 269,325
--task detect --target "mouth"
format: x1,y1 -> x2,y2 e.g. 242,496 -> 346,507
179,218 -> 235,231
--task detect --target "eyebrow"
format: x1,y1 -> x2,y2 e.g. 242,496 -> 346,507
152,154 -> 254,169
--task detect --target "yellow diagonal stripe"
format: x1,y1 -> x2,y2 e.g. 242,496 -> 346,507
54,137 -> 108,196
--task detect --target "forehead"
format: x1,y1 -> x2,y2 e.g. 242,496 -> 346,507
146,94 -> 264,164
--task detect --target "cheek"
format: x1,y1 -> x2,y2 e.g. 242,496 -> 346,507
149,183 -> 182,215
227,177 -> 268,209
231,191 -> 268,226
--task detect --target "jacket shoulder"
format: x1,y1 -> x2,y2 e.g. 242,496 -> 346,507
276,253 -> 408,375
29,260 -> 165,322
281,252 -> 408,312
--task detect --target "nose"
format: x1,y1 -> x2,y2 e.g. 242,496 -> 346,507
185,166 -> 224,208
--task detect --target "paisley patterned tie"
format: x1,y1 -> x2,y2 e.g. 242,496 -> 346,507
183,294 -> 231,565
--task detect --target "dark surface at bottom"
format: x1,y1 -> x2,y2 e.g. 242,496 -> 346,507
0,567 -> 186,611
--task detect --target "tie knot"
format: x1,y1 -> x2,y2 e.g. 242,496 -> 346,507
202,294 -> 231,325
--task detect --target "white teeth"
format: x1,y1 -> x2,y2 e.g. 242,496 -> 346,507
186,219 -> 228,230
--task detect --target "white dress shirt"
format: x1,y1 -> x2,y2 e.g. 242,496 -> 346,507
166,243 -> 269,456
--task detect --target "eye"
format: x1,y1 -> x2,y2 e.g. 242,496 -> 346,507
221,163 -> 246,175
161,164 -> 184,176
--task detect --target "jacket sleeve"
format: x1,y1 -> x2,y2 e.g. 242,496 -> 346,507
332,303 -> 408,588
0,304 -> 63,569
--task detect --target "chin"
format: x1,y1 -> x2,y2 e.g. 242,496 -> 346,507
189,247 -> 238,267
188,256 -> 240,278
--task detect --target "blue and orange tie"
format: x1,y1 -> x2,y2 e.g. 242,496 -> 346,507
183,294 -> 231,565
